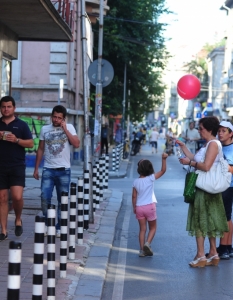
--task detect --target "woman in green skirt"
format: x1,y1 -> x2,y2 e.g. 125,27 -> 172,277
176,117 -> 229,268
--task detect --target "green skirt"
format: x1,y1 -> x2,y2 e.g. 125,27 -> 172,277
186,188 -> 228,238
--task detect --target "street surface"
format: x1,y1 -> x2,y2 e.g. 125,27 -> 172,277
102,140 -> 233,300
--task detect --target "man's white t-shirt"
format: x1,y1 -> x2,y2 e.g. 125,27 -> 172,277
150,131 -> 159,141
40,124 -> 77,168
132,174 -> 157,206
185,128 -> 200,150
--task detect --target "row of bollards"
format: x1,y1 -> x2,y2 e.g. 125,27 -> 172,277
6,153 -> 110,300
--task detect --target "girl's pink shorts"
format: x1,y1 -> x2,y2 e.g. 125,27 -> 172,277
136,203 -> 157,221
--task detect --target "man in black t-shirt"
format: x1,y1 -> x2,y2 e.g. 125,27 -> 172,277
0,96 -> 34,241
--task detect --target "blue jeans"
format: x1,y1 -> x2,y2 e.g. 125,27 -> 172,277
41,168 -> 71,230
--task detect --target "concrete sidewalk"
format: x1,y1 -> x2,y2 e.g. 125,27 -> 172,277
0,158 -> 128,300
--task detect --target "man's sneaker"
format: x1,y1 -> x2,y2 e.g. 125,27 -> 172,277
218,252 -> 230,260
0,233 -> 8,242
139,250 -> 146,257
143,242 -> 153,256
44,226 -> 48,237
56,230 -> 61,238
229,248 -> 233,258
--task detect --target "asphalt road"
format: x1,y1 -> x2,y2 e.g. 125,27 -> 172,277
102,142 -> 233,300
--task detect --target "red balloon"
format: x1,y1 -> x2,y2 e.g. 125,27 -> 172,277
177,74 -> 201,100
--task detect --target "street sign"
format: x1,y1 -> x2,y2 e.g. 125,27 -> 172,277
88,59 -> 114,87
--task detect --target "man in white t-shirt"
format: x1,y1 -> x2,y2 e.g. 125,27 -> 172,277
149,127 -> 160,153
183,121 -> 200,154
33,105 -> 80,237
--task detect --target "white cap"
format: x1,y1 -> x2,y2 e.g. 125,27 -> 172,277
219,121 -> 233,131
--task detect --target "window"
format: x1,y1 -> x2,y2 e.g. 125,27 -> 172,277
1,58 -> 11,97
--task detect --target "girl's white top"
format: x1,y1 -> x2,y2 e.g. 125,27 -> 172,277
132,174 -> 157,206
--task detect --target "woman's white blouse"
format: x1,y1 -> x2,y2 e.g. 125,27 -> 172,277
194,140 -> 221,165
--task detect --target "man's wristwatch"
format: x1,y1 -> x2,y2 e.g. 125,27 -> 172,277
16,138 -> 19,144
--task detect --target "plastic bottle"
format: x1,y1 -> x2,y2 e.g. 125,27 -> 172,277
175,144 -> 185,158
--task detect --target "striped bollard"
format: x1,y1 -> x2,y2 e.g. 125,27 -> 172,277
99,157 -> 104,202
32,216 -> 45,300
7,241 -> 22,300
77,177 -> 84,245
60,192 -> 68,278
104,154 -> 109,191
69,183 -> 77,260
84,170 -> 90,230
92,165 -> 97,214
47,204 -> 56,300
116,145 -> 120,171
95,161 -> 100,209
112,147 -> 116,171
121,143 -> 124,160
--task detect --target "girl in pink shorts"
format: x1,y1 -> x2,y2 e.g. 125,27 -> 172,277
132,154 -> 168,257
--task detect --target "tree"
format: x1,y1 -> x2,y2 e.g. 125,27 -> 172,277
91,0 -> 170,122
182,39 -> 226,103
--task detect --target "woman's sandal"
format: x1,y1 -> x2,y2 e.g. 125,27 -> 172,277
206,254 -> 219,266
189,256 -> 207,268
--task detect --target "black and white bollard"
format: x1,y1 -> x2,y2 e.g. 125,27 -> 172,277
116,145 -> 120,171
84,170 -> 90,230
95,161 -> 100,209
104,154 -> 109,191
32,216 -> 45,300
77,178 -> 84,245
92,165 -> 97,214
69,183 -> 77,260
112,147 -> 116,171
47,204 -> 56,299
60,192 -> 68,278
7,241 -> 22,300
99,157 -> 104,202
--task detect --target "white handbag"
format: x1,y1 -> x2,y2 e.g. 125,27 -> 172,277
195,140 -> 231,194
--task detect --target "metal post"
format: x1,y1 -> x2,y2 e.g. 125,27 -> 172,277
122,64 -> 126,142
81,0 -> 93,222
93,0 -> 104,161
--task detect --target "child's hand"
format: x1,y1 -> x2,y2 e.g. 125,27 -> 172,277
162,153 -> 168,159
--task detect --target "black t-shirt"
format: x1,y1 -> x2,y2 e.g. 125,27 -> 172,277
0,117 -> 33,167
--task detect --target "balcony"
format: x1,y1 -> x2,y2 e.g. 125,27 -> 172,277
86,0 -> 110,23
0,0 -> 73,42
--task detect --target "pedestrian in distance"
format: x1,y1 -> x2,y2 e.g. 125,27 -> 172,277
33,105 -> 80,237
217,121 -> 233,259
132,154 -> 168,257
182,120 -> 200,154
101,123 -> 109,154
176,116 -> 229,268
114,123 -> 122,145
149,127 -> 159,154
0,95 -> 34,241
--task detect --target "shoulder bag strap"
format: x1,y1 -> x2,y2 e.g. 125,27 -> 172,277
201,140 -> 222,162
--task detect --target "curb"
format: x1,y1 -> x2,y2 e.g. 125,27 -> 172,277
66,189 -> 123,299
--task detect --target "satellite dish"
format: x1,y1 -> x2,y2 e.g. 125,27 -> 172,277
88,59 -> 114,87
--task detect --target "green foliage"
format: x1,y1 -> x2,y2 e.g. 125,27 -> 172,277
90,0 -> 170,122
